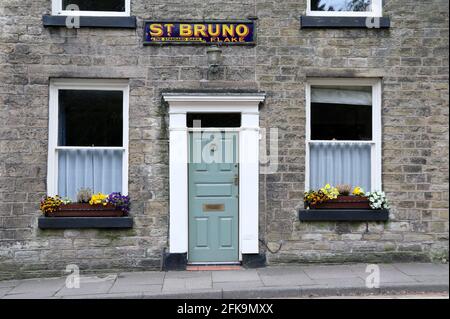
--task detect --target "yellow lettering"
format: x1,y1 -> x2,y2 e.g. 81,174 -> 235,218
180,24 -> 193,37
194,24 -> 207,37
208,24 -> 221,37
164,24 -> 174,36
235,24 -> 249,37
222,25 -> 235,37
149,24 -> 163,37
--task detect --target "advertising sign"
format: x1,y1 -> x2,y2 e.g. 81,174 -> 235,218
143,20 -> 256,45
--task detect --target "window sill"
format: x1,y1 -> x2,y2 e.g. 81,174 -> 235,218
299,209 -> 389,222
42,15 -> 137,28
300,16 -> 390,29
38,216 -> 134,229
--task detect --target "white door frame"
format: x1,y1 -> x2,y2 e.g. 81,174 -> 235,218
163,93 -> 266,261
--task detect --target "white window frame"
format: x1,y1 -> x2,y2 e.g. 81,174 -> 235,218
52,0 -> 131,17
306,0 -> 382,17
305,78 -> 382,192
47,79 -> 130,197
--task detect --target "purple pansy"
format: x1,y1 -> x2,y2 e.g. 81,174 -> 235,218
107,192 -> 131,215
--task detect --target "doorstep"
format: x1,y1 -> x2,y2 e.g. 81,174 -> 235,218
186,265 -> 242,271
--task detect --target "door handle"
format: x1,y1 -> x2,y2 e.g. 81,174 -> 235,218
234,174 -> 239,186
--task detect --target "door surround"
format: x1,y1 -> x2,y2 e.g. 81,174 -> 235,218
163,93 -> 266,261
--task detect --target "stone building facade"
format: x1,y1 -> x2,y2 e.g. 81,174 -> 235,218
0,0 -> 448,279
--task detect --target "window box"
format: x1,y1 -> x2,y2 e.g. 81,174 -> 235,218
308,196 -> 371,210
299,209 -> 389,222
300,16 -> 390,29
46,203 -> 126,218
38,217 -> 133,229
42,15 -> 137,28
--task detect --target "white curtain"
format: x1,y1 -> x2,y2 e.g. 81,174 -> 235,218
58,149 -> 123,200
311,88 -> 372,106
310,142 -> 371,191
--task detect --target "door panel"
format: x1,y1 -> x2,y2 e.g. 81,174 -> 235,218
219,218 -> 233,248
188,131 -> 239,263
195,184 -> 233,197
195,218 -> 209,248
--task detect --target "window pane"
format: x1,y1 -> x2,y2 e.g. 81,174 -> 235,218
58,90 -> 123,147
187,113 -> 241,128
311,86 -> 372,141
62,0 -> 126,12
58,149 -> 123,200
311,0 -> 372,12
310,143 -> 372,191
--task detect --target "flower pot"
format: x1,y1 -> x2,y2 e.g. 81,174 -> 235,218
309,196 -> 371,210
46,203 -> 125,217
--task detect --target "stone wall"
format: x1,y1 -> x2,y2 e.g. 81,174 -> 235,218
0,0 -> 448,279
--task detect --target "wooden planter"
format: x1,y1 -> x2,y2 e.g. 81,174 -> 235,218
299,209 -> 390,222
308,196 -> 371,210
47,203 -> 125,217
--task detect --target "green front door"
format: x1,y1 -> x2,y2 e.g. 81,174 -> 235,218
188,131 -> 239,263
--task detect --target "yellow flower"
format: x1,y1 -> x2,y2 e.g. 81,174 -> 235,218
40,196 -> 62,215
320,184 -> 339,200
89,193 -> 108,206
352,187 -> 365,196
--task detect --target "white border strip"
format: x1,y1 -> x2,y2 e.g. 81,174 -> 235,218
47,78 -> 129,197
163,93 -> 265,260
305,78 -> 382,192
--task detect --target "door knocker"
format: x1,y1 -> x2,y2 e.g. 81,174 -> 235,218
209,143 -> 218,153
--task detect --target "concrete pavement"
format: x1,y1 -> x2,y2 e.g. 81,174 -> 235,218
0,263 -> 448,299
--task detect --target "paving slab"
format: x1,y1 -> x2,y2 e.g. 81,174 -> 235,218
163,276 -> 212,292
302,265 -> 355,279
312,277 -> 366,288
0,288 -> 13,298
143,289 -> 223,299
60,292 -> 144,299
56,279 -> 115,297
165,271 -> 211,279
3,291 -> 62,299
222,287 -> 301,299
115,272 -> 165,286
0,280 -> 18,289
212,269 -> 260,283
258,266 -> 307,275
109,283 -> 162,294
349,264 -> 417,283
163,271 -> 212,291
410,275 -> 449,284
213,281 -> 264,290
394,263 -> 450,276
6,278 -> 65,297
438,264 -> 449,271
258,267 -> 315,287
